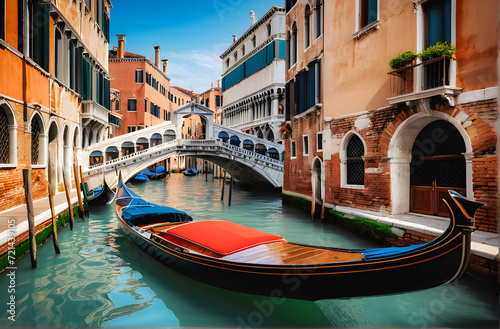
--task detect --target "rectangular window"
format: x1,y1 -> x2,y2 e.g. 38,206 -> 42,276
316,132 -> 323,151
360,0 -> 378,29
128,99 -> 137,112
242,45 -> 245,56
303,135 -> 309,155
215,95 -> 221,107
291,140 -> 296,158
424,0 -> 451,48
135,69 -> 144,83
0,0 -> 5,40
252,36 -> 256,48
127,126 -> 136,133
267,24 -> 271,37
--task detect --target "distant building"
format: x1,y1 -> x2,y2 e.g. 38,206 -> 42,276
220,6 -> 286,143
193,82 -> 223,124
109,37 -> 172,136
0,0 -> 112,210
283,0 -> 498,234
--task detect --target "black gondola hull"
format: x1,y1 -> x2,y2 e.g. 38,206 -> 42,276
118,218 -> 470,301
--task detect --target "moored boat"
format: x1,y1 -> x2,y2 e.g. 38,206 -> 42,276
133,173 -> 149,182
88,179 -> 115,206
144,166 -> 167,180
115,175 -> 482,301
183,168 -> 197,176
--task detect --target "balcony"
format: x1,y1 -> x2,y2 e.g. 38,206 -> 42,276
387,56 -> 461,106
82,100 -> 109,127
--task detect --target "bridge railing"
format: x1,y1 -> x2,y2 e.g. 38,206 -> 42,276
88,140 -> 179,170
220,141 -> 284,166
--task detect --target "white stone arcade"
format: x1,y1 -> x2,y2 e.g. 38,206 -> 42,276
82,102 -> 285,190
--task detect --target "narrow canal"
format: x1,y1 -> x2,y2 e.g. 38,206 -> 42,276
0,174 -> 498,327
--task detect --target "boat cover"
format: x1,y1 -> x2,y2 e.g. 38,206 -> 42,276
164,220 -> 285,255
361,242 -> 431,259
93,187 -> 103,195
143,170 -> 156,176
134,174 -> 149,181
156,166 -> 165,173
122,200 -> 191,223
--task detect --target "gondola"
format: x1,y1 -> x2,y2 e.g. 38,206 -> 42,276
183,168 -> 197,176
144,166 -> 167,180
115,175 -> 482,301
88,179 -> 115,206
133,173 -> 149,182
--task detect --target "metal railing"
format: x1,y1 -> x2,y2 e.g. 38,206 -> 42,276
388,56 -> 455,97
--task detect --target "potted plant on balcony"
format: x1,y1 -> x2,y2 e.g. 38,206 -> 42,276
388,51 -> 418,69
419,42 -> 456,90
419,41 -> 456,61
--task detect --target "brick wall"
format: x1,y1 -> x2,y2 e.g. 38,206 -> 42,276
284,98 -> 498,233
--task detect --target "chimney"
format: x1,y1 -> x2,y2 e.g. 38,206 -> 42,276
117,34 -> 126,58
250,9 -> 256,26
154,46 -> 161,68
211,82 -> 214,89
232,34 -> 236,43
162,59 -> 168,75
217,80 -> 220,88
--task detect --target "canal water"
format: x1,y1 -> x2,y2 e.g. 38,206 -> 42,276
0,174 -> 498,327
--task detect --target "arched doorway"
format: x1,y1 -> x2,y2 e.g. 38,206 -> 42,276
268,148 -> 279,160
410,120 -> 466,216
243,139 -> 254,152
255,143 -> 267,155
89,150 -> 103,166
312,157 -> 323,203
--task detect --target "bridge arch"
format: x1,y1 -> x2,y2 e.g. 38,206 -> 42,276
164,129 -> 176,142
151,133 -> 162,146
255,143 -> 267,155
173,102 -> 214,139
243,139 -> 254,151
121,141 -> 134,156
136,137 -> 149,151
218,131 -> 229,143
106,146 -> 119,161
268,147 -> 279,160
230,135 -> 241,147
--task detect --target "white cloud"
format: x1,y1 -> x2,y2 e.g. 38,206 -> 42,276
165,43 -> 230,94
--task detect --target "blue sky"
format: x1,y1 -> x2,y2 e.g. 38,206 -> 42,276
109,0 -> 283,93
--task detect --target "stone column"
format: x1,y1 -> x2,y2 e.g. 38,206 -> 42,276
271,95 -> 279,116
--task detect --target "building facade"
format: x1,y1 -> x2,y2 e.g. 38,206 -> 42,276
220,6 -> 286,143
193,82 -> 223,125
0,0 -> 111,211
283,0 -> 498,234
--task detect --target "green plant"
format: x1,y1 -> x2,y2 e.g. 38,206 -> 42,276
419,42 -> 456,61
388,51 -> 418,69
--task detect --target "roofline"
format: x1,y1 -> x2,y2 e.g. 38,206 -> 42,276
109,57 -> 171,82
220,5 -> 285,59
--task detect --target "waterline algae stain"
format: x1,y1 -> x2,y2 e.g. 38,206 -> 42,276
0,175 -> 498,327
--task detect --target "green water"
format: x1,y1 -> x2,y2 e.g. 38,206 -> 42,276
0,174 -> 498,327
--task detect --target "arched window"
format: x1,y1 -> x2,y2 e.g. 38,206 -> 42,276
115,100 -> 120,111
314,0 -> 322,39
304,5 -> 311,49
291,22 -> 298,66
31,115 -> 42,165
0,108 -> 9,164
346,134 -> 365,185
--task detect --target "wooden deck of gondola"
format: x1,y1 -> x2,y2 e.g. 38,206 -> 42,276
140,221 -> 365,265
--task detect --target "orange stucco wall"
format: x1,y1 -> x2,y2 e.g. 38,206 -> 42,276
456,0 -> 498,92
322,1 -> 417,118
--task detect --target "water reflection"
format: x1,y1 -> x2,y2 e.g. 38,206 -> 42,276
0,174 -> 497,327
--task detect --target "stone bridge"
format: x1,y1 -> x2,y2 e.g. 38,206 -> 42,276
82,102 -> 284,189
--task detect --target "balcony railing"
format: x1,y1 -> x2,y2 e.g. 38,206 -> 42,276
388,56 -> 458,100
82,100 -> 109,126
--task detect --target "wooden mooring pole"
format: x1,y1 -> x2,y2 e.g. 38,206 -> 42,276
311,190 -> 316,220
62,170 -> 74,230
221,171 -> 226,201
47,183 -> 61,254
22,169 -> 37,268
205,161 -> 208,182
79,165 -> 89,217
73,155 -> 84,220
228,176 -> 234,206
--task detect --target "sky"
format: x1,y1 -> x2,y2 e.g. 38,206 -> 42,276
109,0 -> 283,94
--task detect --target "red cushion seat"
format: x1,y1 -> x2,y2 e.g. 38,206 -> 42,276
163,220 -> 285,255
